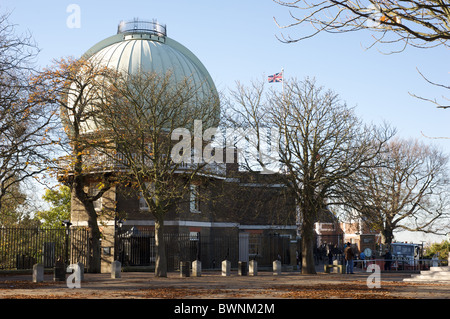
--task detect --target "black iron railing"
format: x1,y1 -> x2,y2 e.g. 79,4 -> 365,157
115,229 -> 297,271
0,227 -> 90,271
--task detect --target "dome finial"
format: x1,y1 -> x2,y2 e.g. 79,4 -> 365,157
117,18 -> 167,37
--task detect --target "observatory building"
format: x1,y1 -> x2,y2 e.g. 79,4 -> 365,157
63,19 -> 297,273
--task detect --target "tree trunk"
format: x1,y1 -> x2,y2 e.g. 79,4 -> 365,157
154,217 -> 167,277
381,227 -> 394,246
86,213 -> 102,273
73,185 -> 102,273
301,218 -> 317,274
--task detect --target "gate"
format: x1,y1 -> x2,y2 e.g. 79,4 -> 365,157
239,232 -> 249,263
116,229 -> 200,271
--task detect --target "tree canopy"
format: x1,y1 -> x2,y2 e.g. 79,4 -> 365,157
35,185 -> 71,229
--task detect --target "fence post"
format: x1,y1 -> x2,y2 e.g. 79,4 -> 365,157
222,260 -> 231,276
192,260 -> 201,277
32,263 -> 44,283
180,261 -> 190,277
111,260 -> 121,279
273,260 -> 281,275
53,259 -> 66,281
249,260 -> 258,276
238,261 -> 248,276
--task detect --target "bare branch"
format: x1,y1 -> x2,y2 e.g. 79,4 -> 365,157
274,0 -> 450,49
341,138 -> 450,243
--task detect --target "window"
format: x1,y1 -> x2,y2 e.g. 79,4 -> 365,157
190,184 -> 200,213
189,231 -> 200,241
249,235 -> 262,258
89,184 -> 102,212
139,194 -> 149,211
139,183 -> 154,211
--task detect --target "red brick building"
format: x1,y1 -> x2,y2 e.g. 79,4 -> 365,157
63,20 -> 298,273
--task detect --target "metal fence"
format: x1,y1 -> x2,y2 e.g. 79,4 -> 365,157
354,258 -> 447,271
115,231 -> 203,271
1,227 -> 298,272
0,227 -> 90,271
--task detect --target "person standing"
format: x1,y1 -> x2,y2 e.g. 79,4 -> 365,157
384,249 -> 392,271
359,250 -> 366,269
344,242 -> 355,274
327,243 -> 334,265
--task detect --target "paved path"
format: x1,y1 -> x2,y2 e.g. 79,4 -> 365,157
1,269 -> 449,299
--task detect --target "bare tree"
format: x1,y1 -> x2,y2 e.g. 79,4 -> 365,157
30,57 -> 116,272
0,12 -> 58,225
94,69 -> 220,277
340,138 -> 450,244
274,0 -> 450,49
226,77 -> 393,274
274,1 -> 450,108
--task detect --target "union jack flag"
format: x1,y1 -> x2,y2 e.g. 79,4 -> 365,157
268,72 -> 283,83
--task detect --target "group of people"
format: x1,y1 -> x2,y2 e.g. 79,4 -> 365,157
315,242 -> 341,264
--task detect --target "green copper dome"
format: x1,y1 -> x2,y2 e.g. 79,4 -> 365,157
68,19 -> 219,133
83,20 -> 217,101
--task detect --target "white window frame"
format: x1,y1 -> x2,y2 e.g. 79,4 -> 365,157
190,184 -> 200,213
189,231 -> 200,241
89,184 -> 102,212
139,193 -> 149,211
139,182 -> 155,211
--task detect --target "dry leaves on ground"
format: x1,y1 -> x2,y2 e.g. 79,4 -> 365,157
272,283 -> 401,299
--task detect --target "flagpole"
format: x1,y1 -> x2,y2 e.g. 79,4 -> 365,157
281,67 -> 285,97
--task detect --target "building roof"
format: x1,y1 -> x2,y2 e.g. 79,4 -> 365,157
83,19 -> 217,101
67,19 -> 220,133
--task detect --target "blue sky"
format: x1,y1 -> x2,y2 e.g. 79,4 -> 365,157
2,1 -> 449,242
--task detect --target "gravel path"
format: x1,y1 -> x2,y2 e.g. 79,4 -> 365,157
0,271 -> 449,299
